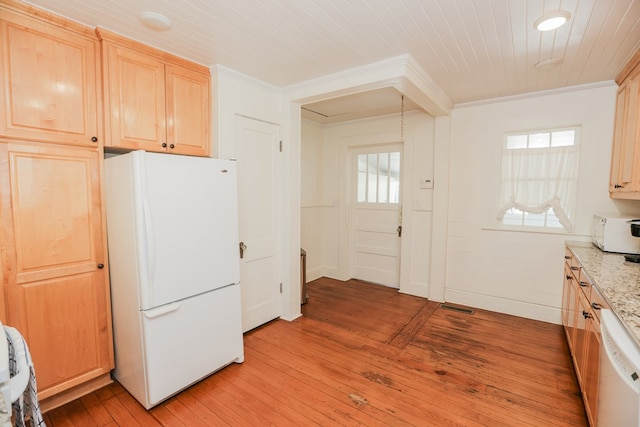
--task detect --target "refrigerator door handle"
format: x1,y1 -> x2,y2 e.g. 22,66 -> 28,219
142,196 -> 156,288
142,303 -> 180,319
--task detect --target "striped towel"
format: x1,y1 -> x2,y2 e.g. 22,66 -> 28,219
5,327 -> 45,427
0,393 -> 10,427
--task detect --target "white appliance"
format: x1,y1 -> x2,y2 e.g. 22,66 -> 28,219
592,214 -> 640,254
598,309 -> 640,426
104,150 -> 244,409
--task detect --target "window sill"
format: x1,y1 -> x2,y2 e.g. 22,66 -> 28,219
481,225 -> 588,237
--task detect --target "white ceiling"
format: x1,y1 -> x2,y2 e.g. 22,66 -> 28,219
22,0 -> 640,121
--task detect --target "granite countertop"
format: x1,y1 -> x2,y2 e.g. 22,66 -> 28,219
566,240 -> 640,347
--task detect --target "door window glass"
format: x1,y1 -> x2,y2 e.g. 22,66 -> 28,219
357,151 -> 401,203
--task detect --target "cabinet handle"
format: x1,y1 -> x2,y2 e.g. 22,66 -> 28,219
591,302 -> 602,310
162,143 -> 167,148
582,310 -> 593,319
579,281 -> 588,287
97,263 -> 104,269
564,255 -> 571,260
571,266 -> 579,271
91,136 -> 98,142
614,184 -> 623,189
566,275 -> 572,280
169,144 -> 175,149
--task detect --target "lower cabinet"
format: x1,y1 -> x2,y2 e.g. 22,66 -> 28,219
562,246 -> 608,426
583,312 -> 602,425
0,141 -> 114,407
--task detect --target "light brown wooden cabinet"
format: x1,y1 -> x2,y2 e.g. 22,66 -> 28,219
562,246 -> 609,426
0,141 -> 114,406
610,49 -> 640,198
0,1 -> 113,410
97,29 -> 211,157
0,7 -> 101,148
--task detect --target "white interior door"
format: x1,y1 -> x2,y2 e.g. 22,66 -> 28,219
350,144 -> 402,288
235,116 -> 281,332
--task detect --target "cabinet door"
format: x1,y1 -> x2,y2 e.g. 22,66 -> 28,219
610,85 -> 628,192
573,287 -> 590,386
103,43 -> 166,152
166,65 -> 211,156
562,263 -> 576,346
583,316 -> 601,426
610,71 -> 640,195
0,142 -> 113,399
0,10 -> 99,146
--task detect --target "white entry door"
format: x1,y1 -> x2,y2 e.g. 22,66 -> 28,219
235,116 -> 281,332
350,144 -> 402,288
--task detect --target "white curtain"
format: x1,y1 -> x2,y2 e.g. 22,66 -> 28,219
496,145 -> 579,231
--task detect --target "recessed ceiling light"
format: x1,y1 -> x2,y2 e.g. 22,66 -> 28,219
139,12 -> 172,31
534,58 -> 563,70
534,11 -> 571,32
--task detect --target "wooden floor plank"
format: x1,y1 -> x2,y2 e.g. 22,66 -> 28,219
100,392 -> 144,427
240,349 -> 381,426
79,391 -> 116,426
173,389 -> 231,426
41,277 -> 587,426
258,315 -> 541,426
388,300 -> 439,348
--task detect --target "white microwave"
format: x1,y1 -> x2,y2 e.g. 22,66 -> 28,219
592,214 -> 640,254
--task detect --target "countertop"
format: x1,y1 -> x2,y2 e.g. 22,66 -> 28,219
566,241 -> 640,347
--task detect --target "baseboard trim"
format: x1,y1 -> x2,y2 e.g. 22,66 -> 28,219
444,289 -> 561,324
306,266 -> 324,282
40,373 -> 113,413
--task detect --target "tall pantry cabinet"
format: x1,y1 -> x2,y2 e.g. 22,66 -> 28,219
0,1 -> 114,409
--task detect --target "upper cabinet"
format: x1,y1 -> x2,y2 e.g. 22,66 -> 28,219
0,7 -> 101,147
610,49 -> 640,199
97,29 -> 211,157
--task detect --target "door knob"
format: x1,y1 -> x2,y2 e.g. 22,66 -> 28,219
239,242 -> 247,259
397,225 -> 402,237
97,263 -> 104,269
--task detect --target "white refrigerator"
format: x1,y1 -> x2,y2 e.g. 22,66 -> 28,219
104,150 -> 244,409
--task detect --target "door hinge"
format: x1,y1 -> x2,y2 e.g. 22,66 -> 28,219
279,140 -> 283,152
280,283 -> 283,293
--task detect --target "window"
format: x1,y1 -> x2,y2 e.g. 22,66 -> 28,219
496,127 -> 579,232
357,151 -> 400,203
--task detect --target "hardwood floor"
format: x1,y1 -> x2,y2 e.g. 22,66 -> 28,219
43,278 -> 587,426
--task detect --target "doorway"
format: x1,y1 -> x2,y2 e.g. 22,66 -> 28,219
349,144 -> 403,288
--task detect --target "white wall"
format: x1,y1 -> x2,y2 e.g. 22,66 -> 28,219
301,111 -> 436,297
446,83 -> 639,324
213,66 -> 282,158
216,64 -> 633,326
300,119 -> 326,281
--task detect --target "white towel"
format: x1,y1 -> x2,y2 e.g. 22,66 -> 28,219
0,393 -> 11,427
5,327 -> 45,427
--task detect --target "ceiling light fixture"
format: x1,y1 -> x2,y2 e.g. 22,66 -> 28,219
534,10 -> 571,32
139,12 -> 172,31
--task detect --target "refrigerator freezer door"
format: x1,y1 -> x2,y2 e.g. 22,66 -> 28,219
137,151 -> 240,309
138,284 -> 244,409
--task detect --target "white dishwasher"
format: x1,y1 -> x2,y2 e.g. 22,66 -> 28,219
598,309 -> 640,426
